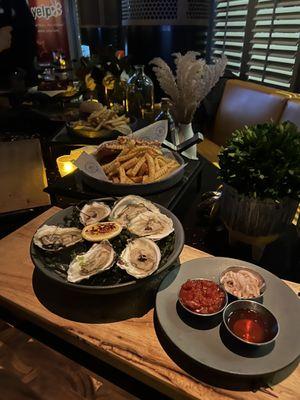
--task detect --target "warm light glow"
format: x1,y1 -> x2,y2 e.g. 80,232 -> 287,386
56,155 -> 77,177
64,162 -> 74,173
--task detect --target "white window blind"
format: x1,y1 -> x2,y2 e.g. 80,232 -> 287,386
247,0 -> 300,89
212,0 -> 250,76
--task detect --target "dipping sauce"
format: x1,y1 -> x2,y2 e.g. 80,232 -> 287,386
227,309 -> 274,343
220,268 -> 263,299
179,279 -> 226,315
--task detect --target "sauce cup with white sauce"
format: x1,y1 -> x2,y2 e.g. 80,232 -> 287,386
219,267 -> 266,302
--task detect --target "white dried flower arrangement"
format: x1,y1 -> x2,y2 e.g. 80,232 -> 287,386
150,52 -> 227,124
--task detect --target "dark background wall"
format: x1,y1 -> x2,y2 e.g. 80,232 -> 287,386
77,0 -> 213,62
76,0 -> 213,99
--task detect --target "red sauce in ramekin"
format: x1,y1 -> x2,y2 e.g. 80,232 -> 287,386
179,279 -> 226,315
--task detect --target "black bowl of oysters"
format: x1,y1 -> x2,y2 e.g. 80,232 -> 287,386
30,195 -> 184,294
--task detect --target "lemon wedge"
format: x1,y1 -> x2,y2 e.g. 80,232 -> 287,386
82,222 -> 122,241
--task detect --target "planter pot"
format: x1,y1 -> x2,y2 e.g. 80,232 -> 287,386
175,123 -> 198,160
219,184 -> 298,260
296,204 -> 300,237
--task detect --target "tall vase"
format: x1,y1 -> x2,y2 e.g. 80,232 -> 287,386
175,123 -> 198,160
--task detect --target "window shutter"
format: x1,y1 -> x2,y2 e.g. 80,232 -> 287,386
247,0 -> 300,89
212,0 -> 250,76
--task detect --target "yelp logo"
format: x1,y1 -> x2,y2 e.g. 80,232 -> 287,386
31,0 -> 63,20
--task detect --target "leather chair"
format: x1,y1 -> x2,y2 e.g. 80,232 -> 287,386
198,79 -> 299,164
280,98 -> 300,129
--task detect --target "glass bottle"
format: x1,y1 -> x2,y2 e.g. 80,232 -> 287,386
112,77 -> 126,110
155,98 -> 176,145
126,65 -> 154,118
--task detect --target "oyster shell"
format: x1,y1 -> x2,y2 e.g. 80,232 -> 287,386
117,238 -> 161,279
33,225 -> 82,252
80,202 -> 111,226
110,195 -> 160,227
128,211 -> 174,240
68,241 -> 115,283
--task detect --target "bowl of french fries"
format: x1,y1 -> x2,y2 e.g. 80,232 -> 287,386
79,137 -> 185,195
68,104 -> 132,139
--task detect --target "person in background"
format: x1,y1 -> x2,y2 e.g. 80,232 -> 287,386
0,25 -> 11,52
0,25 -> 12,107
0,0 -> 37,89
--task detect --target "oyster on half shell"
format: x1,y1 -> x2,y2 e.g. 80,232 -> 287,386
110,195 -> 160,227
80,202 -> 111,226
33,225 -> 82,252
128,211 -> 174,240
68,241 -> 115,283
117,238 -> 161,279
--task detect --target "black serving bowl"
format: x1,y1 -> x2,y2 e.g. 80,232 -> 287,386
30,198 -> 185,295
80,151 -> 185,196
220,266 -> 266,302
223,300 -> 279,347
178,278 -> 228,318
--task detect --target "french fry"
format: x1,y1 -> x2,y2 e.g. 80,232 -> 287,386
155,165 -> 178,181
154,157 -> 160,173
118,147 -> 130,156
111,161 -> 121,175
145,153 -> 155,180
118,150 -> 140,162
167,160 -> 180,168
102,161 -> 114,173
121,157 -> 138,170
142,175 -> 149,184
131,145 -> 160,154
154,164 -> 171,180
125,176 -> 134,184
131,155 -> 146,177
105,144 -> 124,151
112,176 -> 120,183
147,148 -> 162,157
119,166 -> 127,183
127,167 -> 134,176
103,160 -> 120,174
131,176 -> 143,183
138,162 -> 148,176
157,155 -> 167,164
157,158 -> 166,168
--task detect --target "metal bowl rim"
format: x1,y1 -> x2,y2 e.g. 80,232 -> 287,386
178,278 -> 228,317
219,266 -> 266,301
222,299 -> 280,346
82,151 -> 185,188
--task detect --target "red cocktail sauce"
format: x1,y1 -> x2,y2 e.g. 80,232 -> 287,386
228,309 -> 273,343
179,279 -> 226,314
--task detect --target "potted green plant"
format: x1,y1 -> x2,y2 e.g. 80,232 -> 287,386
218,121 -> 300,259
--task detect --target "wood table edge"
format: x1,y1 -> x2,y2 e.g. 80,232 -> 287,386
0,293 -> 207,400
0,207 -> 299,400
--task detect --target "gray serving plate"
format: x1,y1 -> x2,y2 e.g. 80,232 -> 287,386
80,152 -> 185,196
156,257 -> 300,378
30,200 -> 184,294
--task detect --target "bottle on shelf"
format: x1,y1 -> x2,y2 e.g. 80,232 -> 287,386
126,65 -> 154,119
155,98 -> 176,145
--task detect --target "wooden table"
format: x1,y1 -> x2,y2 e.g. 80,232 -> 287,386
0,207 -> 299,400
0,320 -> 137,400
